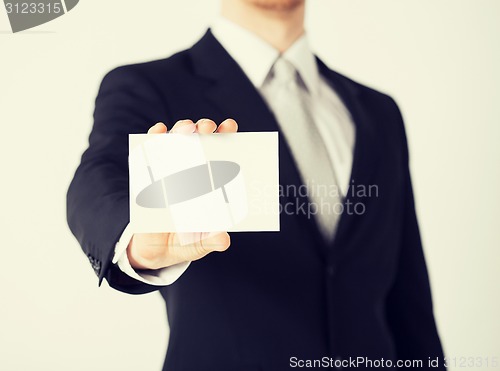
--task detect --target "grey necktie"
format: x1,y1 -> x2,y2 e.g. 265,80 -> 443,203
262,57 -> 341,242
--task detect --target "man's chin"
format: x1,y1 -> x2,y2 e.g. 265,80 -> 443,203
246,0 -> 304,12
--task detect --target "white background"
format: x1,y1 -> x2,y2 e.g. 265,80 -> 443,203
0,1 -> 498,370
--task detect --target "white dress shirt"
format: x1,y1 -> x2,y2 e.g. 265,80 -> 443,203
112,16 -> 356,286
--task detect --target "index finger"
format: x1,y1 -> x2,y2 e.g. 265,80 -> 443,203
147,122 -> 168,134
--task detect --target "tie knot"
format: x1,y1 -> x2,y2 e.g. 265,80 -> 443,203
271,58 -> 297,85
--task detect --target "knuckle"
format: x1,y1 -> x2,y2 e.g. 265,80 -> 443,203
130,234 -> 168,269
197,239 -> 213,254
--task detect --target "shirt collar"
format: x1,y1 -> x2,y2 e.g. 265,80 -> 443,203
282,35 -> 320,96
211,16 -> 320,95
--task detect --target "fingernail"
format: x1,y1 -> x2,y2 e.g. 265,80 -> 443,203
171,123 -> 196,134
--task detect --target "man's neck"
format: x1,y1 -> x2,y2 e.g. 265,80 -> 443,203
221,1 -> 305,53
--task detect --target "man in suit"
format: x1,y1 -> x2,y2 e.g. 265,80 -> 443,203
67,0 -> 445,369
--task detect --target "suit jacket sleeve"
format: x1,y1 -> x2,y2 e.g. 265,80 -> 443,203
385,98 -> 446,367
67,65 -> 169,294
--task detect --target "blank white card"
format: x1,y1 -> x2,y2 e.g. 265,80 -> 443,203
129,132 -> 279,233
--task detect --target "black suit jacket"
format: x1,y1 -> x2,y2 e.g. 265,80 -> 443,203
67,30 -> 445,371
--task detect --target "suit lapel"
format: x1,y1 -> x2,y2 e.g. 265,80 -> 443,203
189,30 -> 274,132
316,59 -> 381,184
316,60 -> 382,260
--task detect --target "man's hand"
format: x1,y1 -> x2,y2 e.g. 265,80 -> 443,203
127,118 -> 238,270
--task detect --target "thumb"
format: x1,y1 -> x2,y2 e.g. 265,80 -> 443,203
167,232 -> 231,264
